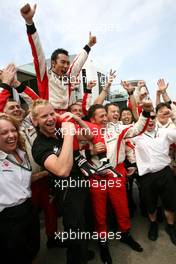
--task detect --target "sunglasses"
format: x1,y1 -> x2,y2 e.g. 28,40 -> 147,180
150,115 -> 156,120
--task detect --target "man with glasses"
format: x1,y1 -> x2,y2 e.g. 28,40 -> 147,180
132,112 -> 176,245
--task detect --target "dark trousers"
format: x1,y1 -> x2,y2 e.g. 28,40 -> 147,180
0,199 -> 38,264
56,183 -> 89,264
138,166 -> 176,214
127,173 -> 147,216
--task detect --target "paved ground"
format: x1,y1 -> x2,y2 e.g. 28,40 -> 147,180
36,212 -> 176,264
36,186 -> 176,264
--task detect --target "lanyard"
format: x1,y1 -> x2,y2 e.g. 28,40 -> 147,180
6,156 -> 32,172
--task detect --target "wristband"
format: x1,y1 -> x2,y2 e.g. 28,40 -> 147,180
83,45 -> 91,54
26,23 -> 36,34
84,88 -> 92,93
128,90 -> 134,96
0,83 -> 11,91
166,100 -> 172,105
15,82 -> 26,93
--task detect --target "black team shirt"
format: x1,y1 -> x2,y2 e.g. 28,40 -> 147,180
32,130 -> 81,186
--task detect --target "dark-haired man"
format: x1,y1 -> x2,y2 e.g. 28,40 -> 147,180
20,4 -> 96,113
87,102 -> 152,263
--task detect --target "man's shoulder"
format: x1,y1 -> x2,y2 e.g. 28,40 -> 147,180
33,132 -> 46,142
33,132 -> 60,150
32,132 -> 47,148
32,133 -> 61,167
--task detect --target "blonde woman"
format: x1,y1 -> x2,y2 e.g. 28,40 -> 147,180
0,115 -> 34,264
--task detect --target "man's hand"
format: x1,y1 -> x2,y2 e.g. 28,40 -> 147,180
157,78 -> 169,94
59,112 -> 80,126
11,72 -> 21,87
158,108 -> 174,120
61,122 -> 76,136
141,98 -> 153,112
121,80 -> 135,93
60,112 -> 74,121
70,113 -> 82,123
60,112 -> 83,124
75,154 -> 96,177
101,70 -> 116,93
107,69 -> 116,85
137,80 -> 146,89
87,80 -> 97,90
0,64 -> 16,85
20,3 -> 37,24
88,32 -> 97,47
93,142 -> 106,155
168,109 -> 176,121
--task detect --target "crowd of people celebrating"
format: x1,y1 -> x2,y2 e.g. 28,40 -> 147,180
0,3 -> 176,264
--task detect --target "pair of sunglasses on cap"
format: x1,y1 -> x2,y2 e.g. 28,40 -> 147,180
150,115 -> 156,120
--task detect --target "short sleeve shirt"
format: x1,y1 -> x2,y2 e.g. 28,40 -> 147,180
32,131 -> 63,168
32,131 -> 82,181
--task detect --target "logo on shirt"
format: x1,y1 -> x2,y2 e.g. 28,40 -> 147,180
1,160 -> 13,171
53,146 -> 61,156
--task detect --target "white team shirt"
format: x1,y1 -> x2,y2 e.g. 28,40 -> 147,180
133,127 -> 176,176
92,113 -> 149,168
0,148 -> 31,212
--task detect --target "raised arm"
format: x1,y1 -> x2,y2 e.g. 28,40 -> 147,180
43,122 -> 74,177
94,69 -> 116,105
123,99 -> 153,138
121,80 -> 139,121
67,32 -> 97,106
0,63 -> 39,109
156,78 -> 176,114
11,67 -> 39,105
82,81 -> 96,115
20,4 -> 49,100
0,64 -> 16,111
0,88 -> 11,112
67,32 -> 97,79
157,78 -> 170,103
156,89 -> 161,107
59,111 -> 93,141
